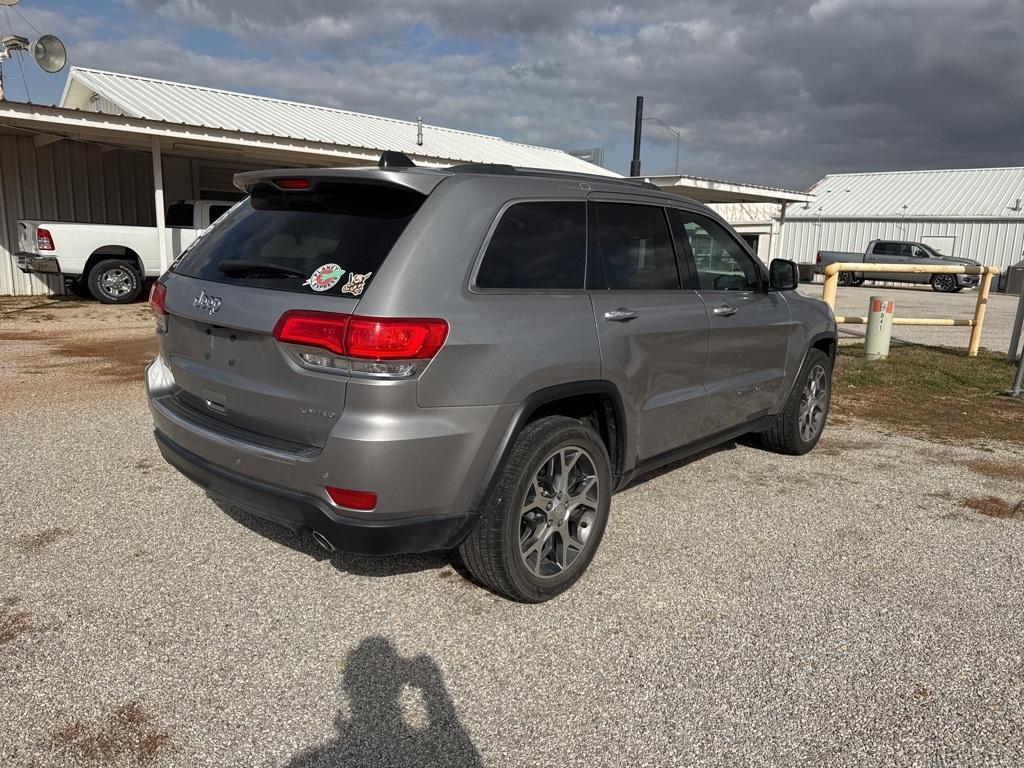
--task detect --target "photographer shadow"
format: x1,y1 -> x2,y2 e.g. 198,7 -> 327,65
287,636 -> 482,768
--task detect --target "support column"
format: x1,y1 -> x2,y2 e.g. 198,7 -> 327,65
773,201 -> 789,263
152,136 -> 169,274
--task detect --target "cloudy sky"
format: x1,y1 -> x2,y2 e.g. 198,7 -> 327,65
2,0 -> 1022,189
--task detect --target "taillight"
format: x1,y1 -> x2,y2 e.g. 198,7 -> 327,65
326,486 -> 377,511
36,228 -> 55,251
345,316 -> 448,360
274,178 -> 310,190
273,311 -> 347,355
273,310 -> 448,369
149,282 -> 167,316
815,252 -> 822,264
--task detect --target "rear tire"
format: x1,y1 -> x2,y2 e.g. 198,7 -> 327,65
87,259 -> 143,304
458,416 -> 611,602
760,348 -> 832,455
930,274 -> 957,293
837,272 -> 853,287
850,277 -> 866,287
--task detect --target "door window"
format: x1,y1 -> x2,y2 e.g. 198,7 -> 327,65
675,211 -> 760,291
592,203 -> 679,290
475,202 -> 586,290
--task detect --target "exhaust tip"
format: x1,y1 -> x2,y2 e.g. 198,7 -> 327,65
311,530 -> 336,553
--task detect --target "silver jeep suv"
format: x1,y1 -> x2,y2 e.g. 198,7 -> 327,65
147,156 -> 836,602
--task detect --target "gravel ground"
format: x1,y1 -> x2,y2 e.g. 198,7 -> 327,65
2,298 -> 1024,767
798,283 -> 1021,353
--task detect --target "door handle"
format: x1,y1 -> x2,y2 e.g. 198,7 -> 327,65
712,304 -> 737,317
604,308 -> 639,322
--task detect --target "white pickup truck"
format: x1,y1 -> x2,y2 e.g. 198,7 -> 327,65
15,199 -> 237,303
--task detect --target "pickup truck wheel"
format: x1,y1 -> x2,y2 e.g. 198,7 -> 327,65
458,416 -> 611,603
850,277 -> 866,287
930,274 -> 957,293
837,272 -> 853,287
88,259 -> 143,304
760,348 -> 832,455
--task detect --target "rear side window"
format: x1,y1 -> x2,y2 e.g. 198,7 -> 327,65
475,202 -> 586,290
592,203 -> 679,290
173,182 -> 424,296
166,203 -> 194,227
208,205 -> 232,224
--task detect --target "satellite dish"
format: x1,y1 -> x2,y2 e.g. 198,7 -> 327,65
32,34 -> 66,73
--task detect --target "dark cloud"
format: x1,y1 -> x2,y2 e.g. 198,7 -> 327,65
70,1 -> 1024,187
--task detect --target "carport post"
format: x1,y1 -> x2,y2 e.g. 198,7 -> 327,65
152,136 -> 169,275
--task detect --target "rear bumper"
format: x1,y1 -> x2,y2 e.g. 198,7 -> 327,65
156,429 -> 477,554
15,252 -> 61,274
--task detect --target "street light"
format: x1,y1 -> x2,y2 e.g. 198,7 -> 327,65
642,117 -> 682,175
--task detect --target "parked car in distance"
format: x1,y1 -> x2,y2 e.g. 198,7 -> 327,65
147,155 -> 837,602
815,239 -> 981,292
16,199 -> 237,303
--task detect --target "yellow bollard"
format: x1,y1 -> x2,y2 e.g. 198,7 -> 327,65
968,269 -> 995,357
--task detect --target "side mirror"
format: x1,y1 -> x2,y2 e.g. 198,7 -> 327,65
769,259 -> 799,291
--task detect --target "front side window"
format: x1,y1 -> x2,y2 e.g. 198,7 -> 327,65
592,203 -> 678,290
475,201 -> 586,290
676,211 -> 760,291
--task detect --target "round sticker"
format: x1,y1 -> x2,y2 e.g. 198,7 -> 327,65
303,263 -> 345,292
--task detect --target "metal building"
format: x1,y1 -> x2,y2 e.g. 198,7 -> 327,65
0,67 -> 617,297
776,167 -> 1024,273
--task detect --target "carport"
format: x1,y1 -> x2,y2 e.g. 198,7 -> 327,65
636,174 -> 814,262
0,67 -> 616,296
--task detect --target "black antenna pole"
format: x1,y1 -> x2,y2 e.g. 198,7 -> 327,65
629,96 -> 644,177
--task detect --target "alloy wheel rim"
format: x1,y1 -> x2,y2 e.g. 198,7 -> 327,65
100,268 -> 133,298
798,364 -> 828,442
935,275 -> 955,291
518,446 -> 600,579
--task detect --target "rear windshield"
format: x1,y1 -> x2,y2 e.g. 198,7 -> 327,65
172,181 -> 425,297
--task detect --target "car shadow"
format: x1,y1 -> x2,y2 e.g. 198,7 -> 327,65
211,498 -> 449,577
285,636 -> 483,768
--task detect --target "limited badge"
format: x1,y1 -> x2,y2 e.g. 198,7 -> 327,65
341,272 -> 373,297
303,263 -> 345,292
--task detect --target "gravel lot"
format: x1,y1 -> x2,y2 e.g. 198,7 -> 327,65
2,297 -> 1023,767
799,282 -> 1021,353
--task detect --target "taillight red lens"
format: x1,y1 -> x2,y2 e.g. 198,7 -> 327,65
149,282 -> 167,316
273,311 -> 348,355
815,252 -> 822,264
36,228 -> 55,251
275,178 -> 310,190
273,311 -> 448,360
345,316 -> 448,360
326,486 -> 378,511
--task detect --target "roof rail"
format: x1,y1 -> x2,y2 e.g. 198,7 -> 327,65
445,162 -> 660,190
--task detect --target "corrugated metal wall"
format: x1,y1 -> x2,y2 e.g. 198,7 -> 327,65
0,134 -> 156,296
779,217 -> 1024,270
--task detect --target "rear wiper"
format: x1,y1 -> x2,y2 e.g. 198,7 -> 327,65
217,260 -> 306,278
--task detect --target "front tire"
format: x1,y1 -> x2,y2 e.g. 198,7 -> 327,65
930,274 -> 957,293
850,277 -> 866,287
837,272 -> 853,287
87,259 -> 143,304
458,416 -> 612,602
760,348 -> 832,455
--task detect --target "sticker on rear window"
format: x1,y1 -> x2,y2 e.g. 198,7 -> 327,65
341,271 -> 373,297
303,263 -> 345,292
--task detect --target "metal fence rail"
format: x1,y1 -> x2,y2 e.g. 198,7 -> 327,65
820,263 -> 1001,357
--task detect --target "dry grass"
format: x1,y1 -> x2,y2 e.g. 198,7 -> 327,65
832,345 -> 1024,443
15,526 -> 74,555
0,596 -> 32,646
53,702 -> 171,765
965,459 -> 1024,483
962,496 -> 1024,519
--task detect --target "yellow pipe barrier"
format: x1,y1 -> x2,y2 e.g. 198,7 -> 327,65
821,262 -> 1000,357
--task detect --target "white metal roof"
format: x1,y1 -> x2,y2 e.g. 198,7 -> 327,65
790,167 -> 1024,220
59,67 -> 620,177
639,174 -> 812,205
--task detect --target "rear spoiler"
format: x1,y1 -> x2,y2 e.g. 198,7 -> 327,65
234,152 -> 448,196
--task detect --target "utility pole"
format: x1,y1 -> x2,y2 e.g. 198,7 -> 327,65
630,96 -> 644,177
